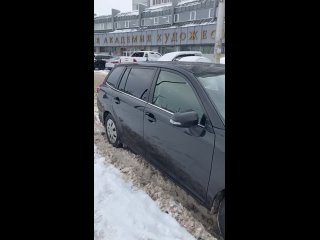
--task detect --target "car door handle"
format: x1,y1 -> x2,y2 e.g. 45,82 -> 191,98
145,112 -> 156,122
114,97 -> 120,104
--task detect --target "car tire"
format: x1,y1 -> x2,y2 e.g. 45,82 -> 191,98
104,114 -> 122,148
217,197 -> 225,239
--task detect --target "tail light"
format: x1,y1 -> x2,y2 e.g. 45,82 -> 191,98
111,60 -> 119,64
133,58 -> 137,62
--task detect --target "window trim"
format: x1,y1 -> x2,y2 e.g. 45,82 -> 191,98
190,11 -> 196,21
174,14 -> 179,23
124,20 -> 130,28
209,8 -> 214,18
106,68 -> 209,128
154,16 -> 159,25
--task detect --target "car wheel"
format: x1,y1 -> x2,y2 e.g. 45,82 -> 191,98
104,114 -> 122,148
217,198 -> 225,239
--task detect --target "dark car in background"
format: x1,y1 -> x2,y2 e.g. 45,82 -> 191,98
97,62 -> 225,238
94,54 -> 113,70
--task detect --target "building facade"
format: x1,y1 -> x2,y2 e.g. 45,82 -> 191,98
94,0 -> 224,59
133,0 -> 149,10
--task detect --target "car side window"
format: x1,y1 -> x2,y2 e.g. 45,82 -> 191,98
123,68 -> 156,101
131,52 -> 144,57
105,66 -> 124,88
152,70 -> 204,124
118,68 -> 130,91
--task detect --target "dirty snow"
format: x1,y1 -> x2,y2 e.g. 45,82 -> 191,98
94,145 -> 195,240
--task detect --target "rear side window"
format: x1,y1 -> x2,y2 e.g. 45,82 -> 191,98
106,67 -> 124,88
123,68 -> 156,100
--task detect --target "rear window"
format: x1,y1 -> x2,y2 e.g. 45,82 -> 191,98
105,66 -> 124,88
123,68 -> 156,101
96,55 -> 111,60
131,52 -> 144,57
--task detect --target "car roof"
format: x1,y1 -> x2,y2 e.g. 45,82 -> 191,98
117,61 -> 225,76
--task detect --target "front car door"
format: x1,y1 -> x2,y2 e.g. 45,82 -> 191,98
143,68 -> 215,203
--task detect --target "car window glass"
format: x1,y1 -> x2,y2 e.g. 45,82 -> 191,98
131,52 -> 144,57
106,67 -> 124,88
124,68 -> 155,100
118,68 -> 130,91
153,70 -> 204,123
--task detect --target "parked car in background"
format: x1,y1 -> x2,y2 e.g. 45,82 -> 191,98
94,54 -> 113,70
178,56 -> 212,63
120,51 -> 162,63
157,51 -> 203,61
97,62 -> 225,239
105,56 -> 121,70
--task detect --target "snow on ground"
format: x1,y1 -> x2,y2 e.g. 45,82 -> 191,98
94,70 -> 110,75
94,145 -> 195,240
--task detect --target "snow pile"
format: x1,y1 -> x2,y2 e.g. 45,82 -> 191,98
179,56 -> 212,63
110,29 -> 138,33
177,0 -> 200,6
94,70 -> 109,75
145,3 -> 172,11
116,11 -> 139,17
94,145 -> 196,240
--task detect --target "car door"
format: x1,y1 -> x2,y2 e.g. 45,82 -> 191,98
112,66 -> 157,155
143,69 -> 215,202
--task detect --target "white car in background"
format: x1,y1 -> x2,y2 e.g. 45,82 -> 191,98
120,51 -> 162,63
178,56 -> 212,63
157,51 -> 203,61
105,56 -> 121,70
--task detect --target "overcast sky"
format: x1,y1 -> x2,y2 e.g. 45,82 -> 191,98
94,0 -> 133,16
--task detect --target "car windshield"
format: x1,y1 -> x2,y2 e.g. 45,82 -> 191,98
197,74 -> 225,121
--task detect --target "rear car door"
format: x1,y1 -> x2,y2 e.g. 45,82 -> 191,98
112,66 -> 157,155
143,69 -> 215,203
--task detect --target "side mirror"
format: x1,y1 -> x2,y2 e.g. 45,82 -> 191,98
170,111 -> 198,128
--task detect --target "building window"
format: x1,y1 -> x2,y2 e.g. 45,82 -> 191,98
114,22 -> 118,29
190,11 -> 196,21
154,17 -> 159,25
209,8 -> 214,18
125,21 -> 130,28
165,16 -> 170,23
141,19 -> 145,26
174,14 -> 179,23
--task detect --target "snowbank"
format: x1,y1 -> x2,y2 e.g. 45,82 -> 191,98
94,145 -> 195,240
